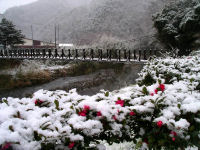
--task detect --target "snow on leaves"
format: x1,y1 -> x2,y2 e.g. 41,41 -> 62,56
0,54 -> 200,149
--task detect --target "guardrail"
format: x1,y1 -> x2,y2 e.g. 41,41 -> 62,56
0,48 -> 159,62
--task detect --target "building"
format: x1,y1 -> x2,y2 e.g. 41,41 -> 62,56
59,43 -> 74,48
15,38 -> 55,48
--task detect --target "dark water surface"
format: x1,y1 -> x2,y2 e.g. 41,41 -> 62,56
0,64 -> 144,98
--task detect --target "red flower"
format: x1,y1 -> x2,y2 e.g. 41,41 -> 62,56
157,121 -> 163,128
172,137 -> 176,141
115,99 -> 124,107
154,89 -> 158,94
79,111 -> 86,117
68,142 -> 75,149
2,143 -> 11,150
129,111 -> 136,116
150,93 -> 154,96
159,84 -> 165,92
113,115 -> 117,121
35,99 -> 43,105
144,139 -> 149,144
84,105 -> 90,111
35,100 -> 38,105
97,111 -> 102,116
170,131 -> 177,136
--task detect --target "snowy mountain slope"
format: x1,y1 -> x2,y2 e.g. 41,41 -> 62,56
4,0 -> 171,45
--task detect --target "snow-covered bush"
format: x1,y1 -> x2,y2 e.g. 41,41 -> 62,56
153,0 -> 200,55
0,54 -> 200,150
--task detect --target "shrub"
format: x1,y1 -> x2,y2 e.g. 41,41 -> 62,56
153,0 -> 200,55
0,53 -> 200,150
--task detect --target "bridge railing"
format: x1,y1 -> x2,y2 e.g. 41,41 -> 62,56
0,48 -> 160,62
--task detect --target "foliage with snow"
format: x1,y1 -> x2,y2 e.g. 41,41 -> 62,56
0,18 -> 24,48
0,53 -> 200,150
153,0 -> 200,55
4,0 -> 170,47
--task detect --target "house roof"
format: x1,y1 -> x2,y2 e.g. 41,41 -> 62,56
23,38 -> 54,44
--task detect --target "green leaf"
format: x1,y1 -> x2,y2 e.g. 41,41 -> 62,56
157,99 -> 164,104
9,125 -> 14,132
150,99 -> 155,104
42,124 -> 51,130
34,131 -> 42,141
189,125 -> 195,131
177,103 -> 181,109
142,87 -> 149,95
190,78 -> 195,83
105,92 -> 109,97
2,99 -> 8,105
54,100 -> 59,110
158,79 -> 162,84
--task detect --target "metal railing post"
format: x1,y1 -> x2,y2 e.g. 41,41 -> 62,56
144,50 -> 147,60
118,49 -> 121,61
61,49 -> 65,59
90,49 -> 94,60
98,49 -> 102,61
124,49 -> 127,60
75,49 -> 78,59
128,50 -> 131,61
83,49 -> 86,60
48,49 -> 52,58
42,49 -> 46,58
139,50 -> 141,61
134,50 -> 137,60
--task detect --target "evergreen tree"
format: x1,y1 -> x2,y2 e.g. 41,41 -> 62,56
153,0 -> 200,55
0,18 -> 24,49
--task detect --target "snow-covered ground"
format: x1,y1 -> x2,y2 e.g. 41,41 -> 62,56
0,60 -> 70,76
0,52 -> 200,150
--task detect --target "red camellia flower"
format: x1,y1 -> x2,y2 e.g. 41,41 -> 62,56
68,142 -> 75,149
159,84 -> 165,92
84,105 -> 90,111
150,93 -> 154,96
157,121 -> 163,128
115,99 -> 124,107
170,131 -> 177,136
79,111 -> 86,117
172,137 -> 176,141
35,99 -> 43,105
35,100 -> 38,105
154,89 -> 158,94
113,115 -> 117,121
129,111 -> 136,116
144,139 -> 149,144
2,143 -> 11,150
97,111 -> 102,117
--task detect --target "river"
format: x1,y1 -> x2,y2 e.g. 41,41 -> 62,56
0,63 -> 144,98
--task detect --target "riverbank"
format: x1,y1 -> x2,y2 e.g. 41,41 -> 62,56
0,63 -> 144,98
0,59 -> 125,90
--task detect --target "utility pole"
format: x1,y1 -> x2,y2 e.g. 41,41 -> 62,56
57,24 -> 59,45
31,25 -> 34,47
55,24 -> 57,48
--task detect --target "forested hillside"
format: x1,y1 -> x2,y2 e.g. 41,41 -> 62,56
4,0 -> 172,46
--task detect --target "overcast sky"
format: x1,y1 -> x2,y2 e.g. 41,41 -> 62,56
0,0 -> 38,13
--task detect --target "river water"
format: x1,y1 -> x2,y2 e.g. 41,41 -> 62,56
0,64 -> 144,98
